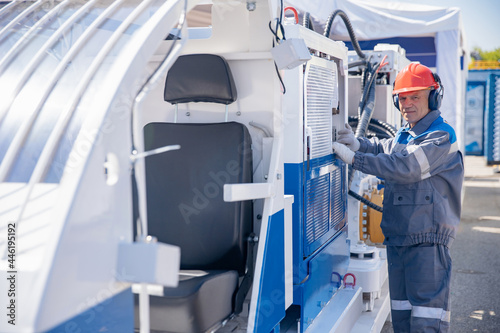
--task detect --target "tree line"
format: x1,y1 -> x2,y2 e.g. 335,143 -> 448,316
470,47 -> 500,61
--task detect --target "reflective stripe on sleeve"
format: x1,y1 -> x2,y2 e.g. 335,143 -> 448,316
412,305 -> 451,322
449,141 -> 459,154
406,145 -> 430,179
391,300 -> 412,311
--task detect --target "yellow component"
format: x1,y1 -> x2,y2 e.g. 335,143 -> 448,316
359,188 -> 385,244
468,60 -> 500,70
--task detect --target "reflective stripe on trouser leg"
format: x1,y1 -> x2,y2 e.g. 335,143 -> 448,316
413,306 -> 451,322
408,244 -> 451,332
392,300 -> 412,311
387,244 -> 452,332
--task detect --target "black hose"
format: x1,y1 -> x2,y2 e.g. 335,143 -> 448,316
367,128 -> 392,139
346,116 -> 396,211
348,60 -> 367,69
302,12 -> 315,31
346,62 -> 386,212
347,63 -> 378,191
355,66 -> 378,138
348,116 -> 398,138
349,190 -> 383,213
370,118 -> 398,137
323,9 -> 365,59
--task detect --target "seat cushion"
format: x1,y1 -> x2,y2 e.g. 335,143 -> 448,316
135,270 -> 238,333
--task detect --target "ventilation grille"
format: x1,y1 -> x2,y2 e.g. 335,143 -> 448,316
304,164 -> 345,255
330,167 -> 345,230
305,173 -> 330,246
305,63 -> 337,159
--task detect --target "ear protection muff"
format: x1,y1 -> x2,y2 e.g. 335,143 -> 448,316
393,88 -> 400,110
392,72 -> 444,111
428,73 -> 443,110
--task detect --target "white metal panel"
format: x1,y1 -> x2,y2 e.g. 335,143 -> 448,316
304,287 -> 363,333
283,64 -> 305,164
284,194 -> 294,309
304,56 -> 338,159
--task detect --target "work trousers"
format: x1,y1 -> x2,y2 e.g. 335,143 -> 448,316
387,243 -> 452,333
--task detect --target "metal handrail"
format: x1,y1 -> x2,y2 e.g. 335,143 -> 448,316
0,0 -> 71,74
0,0 -> 100,125
0,0 -> 22,20
0,0 -> 45,43
29,0 -> 157,185
0,0 -> 110,181
4,0 -> 162,260
130,4 -> 188,331
132,0 -> 188,240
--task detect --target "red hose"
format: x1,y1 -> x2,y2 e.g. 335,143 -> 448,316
343,273 -> 356,288
284,6 -> 298,24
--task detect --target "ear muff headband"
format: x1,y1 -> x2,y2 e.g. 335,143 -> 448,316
393,73 -> 444,111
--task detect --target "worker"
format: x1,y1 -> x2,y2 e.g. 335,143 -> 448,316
332,62 -> 464,332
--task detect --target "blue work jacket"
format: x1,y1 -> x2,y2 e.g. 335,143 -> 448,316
352,110 -> 464,247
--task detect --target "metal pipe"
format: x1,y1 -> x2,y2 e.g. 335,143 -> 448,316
249,121 -> 272,137
8,0 -> 154,238
0,0 -> 116,182
31,0 -> 158,183
0,0 -> 100,126
0,0 -> 22,18
0,0 -> 45,43
129,3 -> 187,333
0,0 -> 71,74
139,283 -> 150,333
131,0 -> 187,241
131,145 -> 180,161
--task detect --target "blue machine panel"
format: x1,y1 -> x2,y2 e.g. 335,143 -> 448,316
253,210 -> 286,333
301,230 -> 349,331
285,154 -> 348,332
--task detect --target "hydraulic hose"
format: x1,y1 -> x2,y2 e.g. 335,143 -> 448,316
347,69 -> 376,189
348,60 -> 367,69
321,9 -> 387,213
323,9 -> 365,59
349,190 -> 383,213
345,62 -> 385,212
348,116 -> 398,138
355,65 -> 378,138
302,12 -> 315,31
370,118 -> 398,137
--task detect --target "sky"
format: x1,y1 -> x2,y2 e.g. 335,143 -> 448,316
390,0 -> 500,51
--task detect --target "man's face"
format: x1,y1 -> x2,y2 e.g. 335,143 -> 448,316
398,89 -> 431,127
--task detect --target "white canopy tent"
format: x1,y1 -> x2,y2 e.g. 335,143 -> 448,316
286,0 -> 468,150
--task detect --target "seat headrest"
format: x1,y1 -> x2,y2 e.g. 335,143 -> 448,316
164,54 -> 237,105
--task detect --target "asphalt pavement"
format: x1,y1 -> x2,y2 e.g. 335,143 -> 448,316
381,156 -> 500,332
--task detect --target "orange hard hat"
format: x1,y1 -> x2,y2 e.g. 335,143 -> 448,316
393,63 -> 439,95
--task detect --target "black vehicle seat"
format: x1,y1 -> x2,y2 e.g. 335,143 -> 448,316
134,54 -> 253,333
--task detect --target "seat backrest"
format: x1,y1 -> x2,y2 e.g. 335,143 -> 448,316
144,54 -> 252,275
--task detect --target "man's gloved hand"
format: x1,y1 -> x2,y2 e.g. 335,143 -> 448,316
337,123 -> 360,152
332,142 -> 354,165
